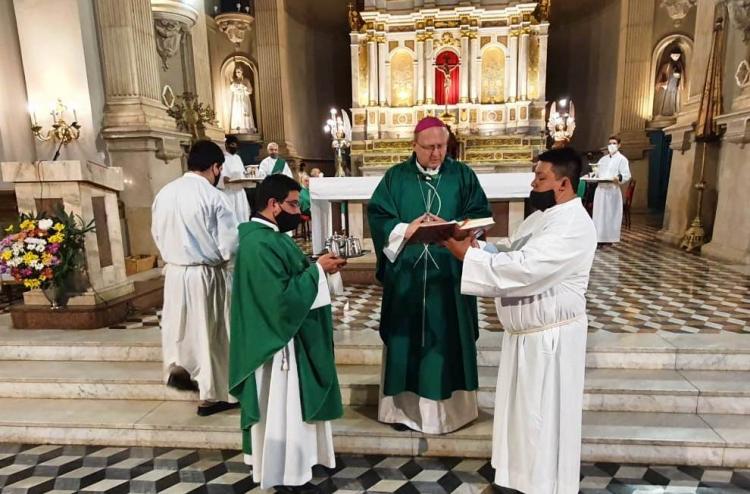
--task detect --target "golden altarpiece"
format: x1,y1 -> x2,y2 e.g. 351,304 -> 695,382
348,0 -> 549,175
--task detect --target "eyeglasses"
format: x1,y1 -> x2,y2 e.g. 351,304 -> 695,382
415,142 -> 446,153
282,200 -> 300,209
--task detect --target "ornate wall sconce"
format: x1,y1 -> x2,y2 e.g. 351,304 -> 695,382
29,98 -> 82,159
546,98 -> 575,148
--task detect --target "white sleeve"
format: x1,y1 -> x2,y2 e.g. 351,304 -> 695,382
216,196 -> 239,261
619,157 -> 632,183
311,263 -> 332,309
283,164 -> 294,179
383,223 -> 409,262
258,159 -> 269,178
460,220 -> 593,298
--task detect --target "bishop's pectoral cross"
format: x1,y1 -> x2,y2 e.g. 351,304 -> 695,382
436,59 -> 459,114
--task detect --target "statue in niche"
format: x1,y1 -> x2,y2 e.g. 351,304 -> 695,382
228,64 -> 257,134
653,46 -> 685,118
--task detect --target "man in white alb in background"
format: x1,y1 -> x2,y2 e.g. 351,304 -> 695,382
217,135 -> 251,222
593,135 -> 631,244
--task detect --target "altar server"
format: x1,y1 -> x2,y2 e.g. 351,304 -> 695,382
593,135 -> 631,243
230,174 -> 346,494
259,141 -> 294,178
217,135 -> 251,222
444,147 -> 597,494
367,116 -> 491,434
151,140 -> 240,416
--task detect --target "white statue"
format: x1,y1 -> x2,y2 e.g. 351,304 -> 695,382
228,65 -> 257,134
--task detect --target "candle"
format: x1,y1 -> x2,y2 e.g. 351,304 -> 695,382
72,108 -> 78,122
236,2 -> 241,11
214,5 -> 218,13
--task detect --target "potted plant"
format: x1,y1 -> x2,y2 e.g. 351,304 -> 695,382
0,208 -> 95,309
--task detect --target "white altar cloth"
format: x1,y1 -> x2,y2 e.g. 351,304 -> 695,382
310,173 -> 533,254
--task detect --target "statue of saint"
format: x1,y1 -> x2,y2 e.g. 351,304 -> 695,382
228,65 -> 257,134
653,47 -> 685,118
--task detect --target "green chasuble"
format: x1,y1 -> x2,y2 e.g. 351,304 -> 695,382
300,187 -> 311,214
271,158 -> 286,175
229,220 -> 343,455
367,156 -> 491,401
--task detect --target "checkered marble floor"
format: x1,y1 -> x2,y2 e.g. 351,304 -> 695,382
0,444 -> 748,493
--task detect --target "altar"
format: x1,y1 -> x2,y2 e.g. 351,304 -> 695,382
310,173 -> 533,254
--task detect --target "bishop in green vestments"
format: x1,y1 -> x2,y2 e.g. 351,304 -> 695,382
229,174 -> 346,494
367,117 -> 492,434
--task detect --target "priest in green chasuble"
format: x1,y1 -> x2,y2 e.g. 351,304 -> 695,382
367,117 -> 492,433
229,174 -> 346,494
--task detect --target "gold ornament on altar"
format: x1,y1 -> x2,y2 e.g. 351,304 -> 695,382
546,99 -> 575,147
29,98 -> 82,160
347,2 -> 364,32
166,92 -> 218,142
324,108 -> 352,177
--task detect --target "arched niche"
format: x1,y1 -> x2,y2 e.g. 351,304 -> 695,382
389,48 -> 415,107
480,43 -> 507,104
434,48 -> 460,105
219,55 -> 261,137
649,34 -> 693,124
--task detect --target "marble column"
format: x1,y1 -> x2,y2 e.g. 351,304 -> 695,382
188,1 -> 223,141
507,31 -> 519,102
350,34 -> 360,108
460,32 -> 470,103
378,38 -> 387,106
425,35 -> 434,104
416,37 -> 425,105
470,32 -> 480,103
518,30 -> 529,101
95,0 -> 190,256
368,37 -> 378,106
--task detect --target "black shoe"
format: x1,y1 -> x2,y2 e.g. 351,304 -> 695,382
166,369 -> 199,392
275,482 -> 322,494
196,401 -> 239,417
390,422 -> 411,432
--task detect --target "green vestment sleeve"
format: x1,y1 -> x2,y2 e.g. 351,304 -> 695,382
271,158 -> 286,175
229,221 -> 342,455
367,170 -> 403,283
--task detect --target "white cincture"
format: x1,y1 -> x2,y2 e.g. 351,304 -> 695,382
505,314 -> 584,335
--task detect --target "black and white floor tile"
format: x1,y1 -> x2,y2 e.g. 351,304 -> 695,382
0,444 -> 748,493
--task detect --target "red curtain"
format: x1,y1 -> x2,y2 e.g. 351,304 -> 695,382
435,51 -> 460,105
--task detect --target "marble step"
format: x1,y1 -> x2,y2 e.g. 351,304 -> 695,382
2,317 -> 749,371
0,398 -> 747,468
0,361 -> 748,415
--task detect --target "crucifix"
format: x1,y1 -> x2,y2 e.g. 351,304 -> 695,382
436,57 -> 459,116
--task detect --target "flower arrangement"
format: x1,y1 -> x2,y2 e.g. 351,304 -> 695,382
0,208 -> 95,290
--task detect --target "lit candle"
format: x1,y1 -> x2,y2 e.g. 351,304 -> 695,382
72,108 -> 78,122
236,2 -> 241,11
28,103 -> 37,125
245,6 -> 250,13
214,5 -> 218,13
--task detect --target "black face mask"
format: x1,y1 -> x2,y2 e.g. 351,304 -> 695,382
529,189 -> 557,212
276,209 -> 301,233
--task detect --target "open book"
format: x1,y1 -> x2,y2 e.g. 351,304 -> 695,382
408,217 -> 495,244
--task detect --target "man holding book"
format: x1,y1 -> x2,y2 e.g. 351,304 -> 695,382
367,116 -> 492,434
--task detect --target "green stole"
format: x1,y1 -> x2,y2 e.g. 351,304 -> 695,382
367,156 -> 492,401
229,220 -> 342,455
271,158 -> 286,175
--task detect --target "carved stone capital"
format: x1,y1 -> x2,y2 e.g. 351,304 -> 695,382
214,12 -> 255,46
728,0 -> 750,44
660,0 -> 697,27
153,19 -> 185,71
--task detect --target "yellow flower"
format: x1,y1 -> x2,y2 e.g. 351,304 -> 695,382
0,250 -> 11,261
39,274 -> 46,281
48,233 -> 65,243
22,251 -> 39,264
24,279 -> 41,289
52,223 -> 65,232
4,225 -> 13,233
41,252 -> 53,265
19,219 -> 36,231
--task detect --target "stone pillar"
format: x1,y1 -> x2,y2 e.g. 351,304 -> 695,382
507,31 -> 519,102
470,31 -> 480,103
460,32 -> 470,103
425,34 -> 434,104
378,37 -> 387,106
660,0 -> 718,244
612,0 -> 655,211
518,30 -> 530,101
187,0 -> 223,142
537,28 -> 549,103
255,0 -> 291,150
368,37 -> 378,106
94,0 -> 190,256
416,36 -> 425,105
350,34 -> 360,108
